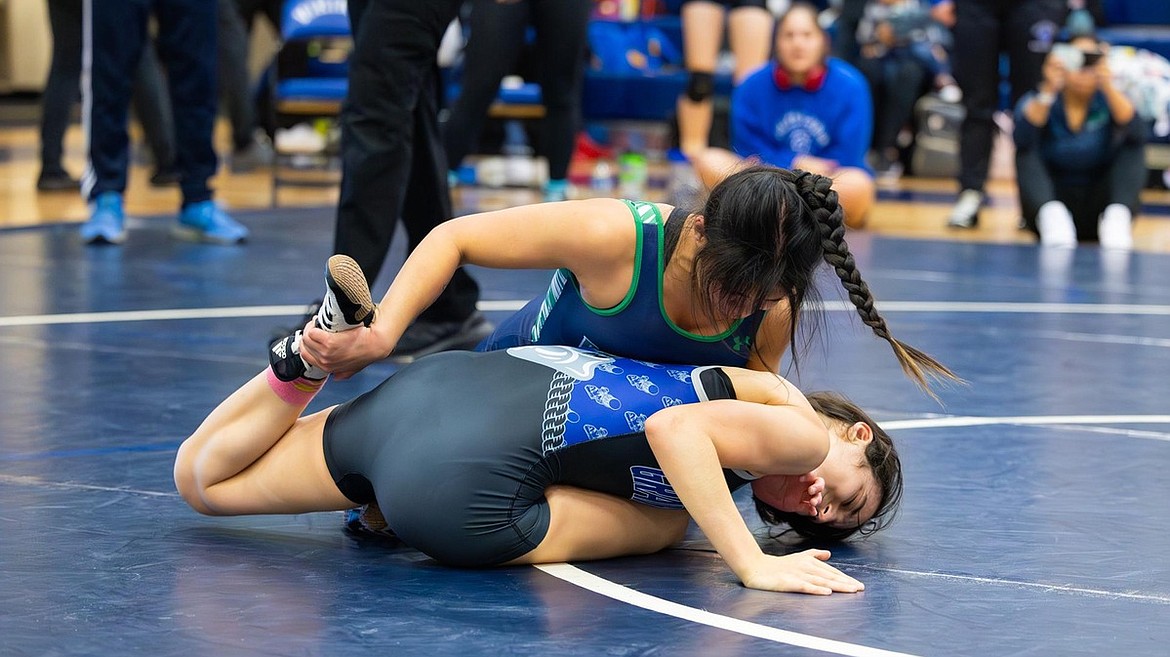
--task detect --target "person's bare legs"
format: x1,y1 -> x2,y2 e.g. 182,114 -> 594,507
173,372 -> 355,515
691,150 -> 873,228
727,6 -> 772,82
677,2 -> 726,158
506,486 -> 691,564
827,167 -> 875,229
691,147 -> 749,190
175,254 -> 376,516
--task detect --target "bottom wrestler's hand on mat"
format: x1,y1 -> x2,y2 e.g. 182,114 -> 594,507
738,549 -> 864,595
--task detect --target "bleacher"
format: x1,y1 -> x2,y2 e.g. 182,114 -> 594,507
1098,0 -> 1170,61
1096,0 -> 1170,172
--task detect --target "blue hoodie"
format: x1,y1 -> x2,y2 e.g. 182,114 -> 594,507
731,58 -> 873,171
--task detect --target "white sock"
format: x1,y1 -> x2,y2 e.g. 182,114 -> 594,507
1037,201 -> 1077,248
1098,203 -> 1133,250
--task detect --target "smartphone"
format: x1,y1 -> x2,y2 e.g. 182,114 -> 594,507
1052,43 -> 1103,70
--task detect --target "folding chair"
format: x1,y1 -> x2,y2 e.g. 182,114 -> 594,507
268,0 -> 351,205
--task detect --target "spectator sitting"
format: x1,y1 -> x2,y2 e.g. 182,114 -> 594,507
691,2 -> 875,228
857,0 -> 960,101
854,0 -> 959,178
1014,34 -> 1145,249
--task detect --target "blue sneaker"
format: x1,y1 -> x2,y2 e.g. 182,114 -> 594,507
80,192 -> 126,244
543,178 -> 569,202
176,200 -> 249,244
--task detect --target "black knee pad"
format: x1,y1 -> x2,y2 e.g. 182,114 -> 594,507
685,71 -> 715,103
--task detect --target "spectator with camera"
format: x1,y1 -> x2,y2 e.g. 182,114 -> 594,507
1014,33 -> 1145,249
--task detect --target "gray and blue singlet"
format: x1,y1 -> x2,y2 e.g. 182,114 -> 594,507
321,346 -> 754,567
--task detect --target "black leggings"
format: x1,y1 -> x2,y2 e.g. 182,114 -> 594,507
855,52 -> 929,155
1016,119 -> 1147,242
442,0 -> 592,181
953,0 -> 1067,191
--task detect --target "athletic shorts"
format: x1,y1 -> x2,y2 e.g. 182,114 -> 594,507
322,350 -> 557,567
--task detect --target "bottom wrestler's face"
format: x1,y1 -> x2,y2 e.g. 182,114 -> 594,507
807,436 -> 882,530
751,422 -> 881,531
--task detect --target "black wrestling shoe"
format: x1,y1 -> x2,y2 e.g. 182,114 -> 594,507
36,169 -> 80,192
269,331 -> 311,382
389,311 -> 493,363
316,254 -> 376,332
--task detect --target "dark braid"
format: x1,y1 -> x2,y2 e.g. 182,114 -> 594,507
793,170 -> 962,398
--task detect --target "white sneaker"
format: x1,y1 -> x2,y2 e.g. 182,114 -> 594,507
1038,210 -> 1077,248
947,189 -> 983,228
1098,211 -> 1133,250
275,123 -> 326,154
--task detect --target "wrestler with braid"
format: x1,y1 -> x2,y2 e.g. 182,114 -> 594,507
180,256 -> 899,593
296,164 -> 958,537
304,164 -> 956,392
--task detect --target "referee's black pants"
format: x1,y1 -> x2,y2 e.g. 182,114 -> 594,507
334,0 -> 480,323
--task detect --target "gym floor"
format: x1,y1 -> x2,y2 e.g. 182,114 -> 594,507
1,114 -> 1168,656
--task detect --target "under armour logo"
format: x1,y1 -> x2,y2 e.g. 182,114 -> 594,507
731,336 -> 752,353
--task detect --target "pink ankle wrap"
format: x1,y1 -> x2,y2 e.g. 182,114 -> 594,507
266,367 -> 325,406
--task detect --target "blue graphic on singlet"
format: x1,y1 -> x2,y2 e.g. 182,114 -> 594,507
504,345 -> 701,453
559,357 -> 700,450
630,465 -> 683,508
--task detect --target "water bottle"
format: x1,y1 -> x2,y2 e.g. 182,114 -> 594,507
502,120 -> 535,187
666,149 -> 700,208
590,160 -> 616,194
618,151 -> 648,199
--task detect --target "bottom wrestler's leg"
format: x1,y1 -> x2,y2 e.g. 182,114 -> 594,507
173,375 -> 353,515
507,486 -> 691,565
175,255 -> 376,515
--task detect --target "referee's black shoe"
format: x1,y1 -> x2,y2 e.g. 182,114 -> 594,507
388,312 -> 493,363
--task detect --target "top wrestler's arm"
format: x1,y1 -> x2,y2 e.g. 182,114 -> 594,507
301,199 -> 636,375
643,371 -> 862,594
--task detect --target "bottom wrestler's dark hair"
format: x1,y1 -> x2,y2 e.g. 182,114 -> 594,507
754,391 -> 902,541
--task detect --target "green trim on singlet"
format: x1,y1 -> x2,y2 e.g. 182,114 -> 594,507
529,200 -> 661,340
570,199 -> 661,317
656,206 -> 745,343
